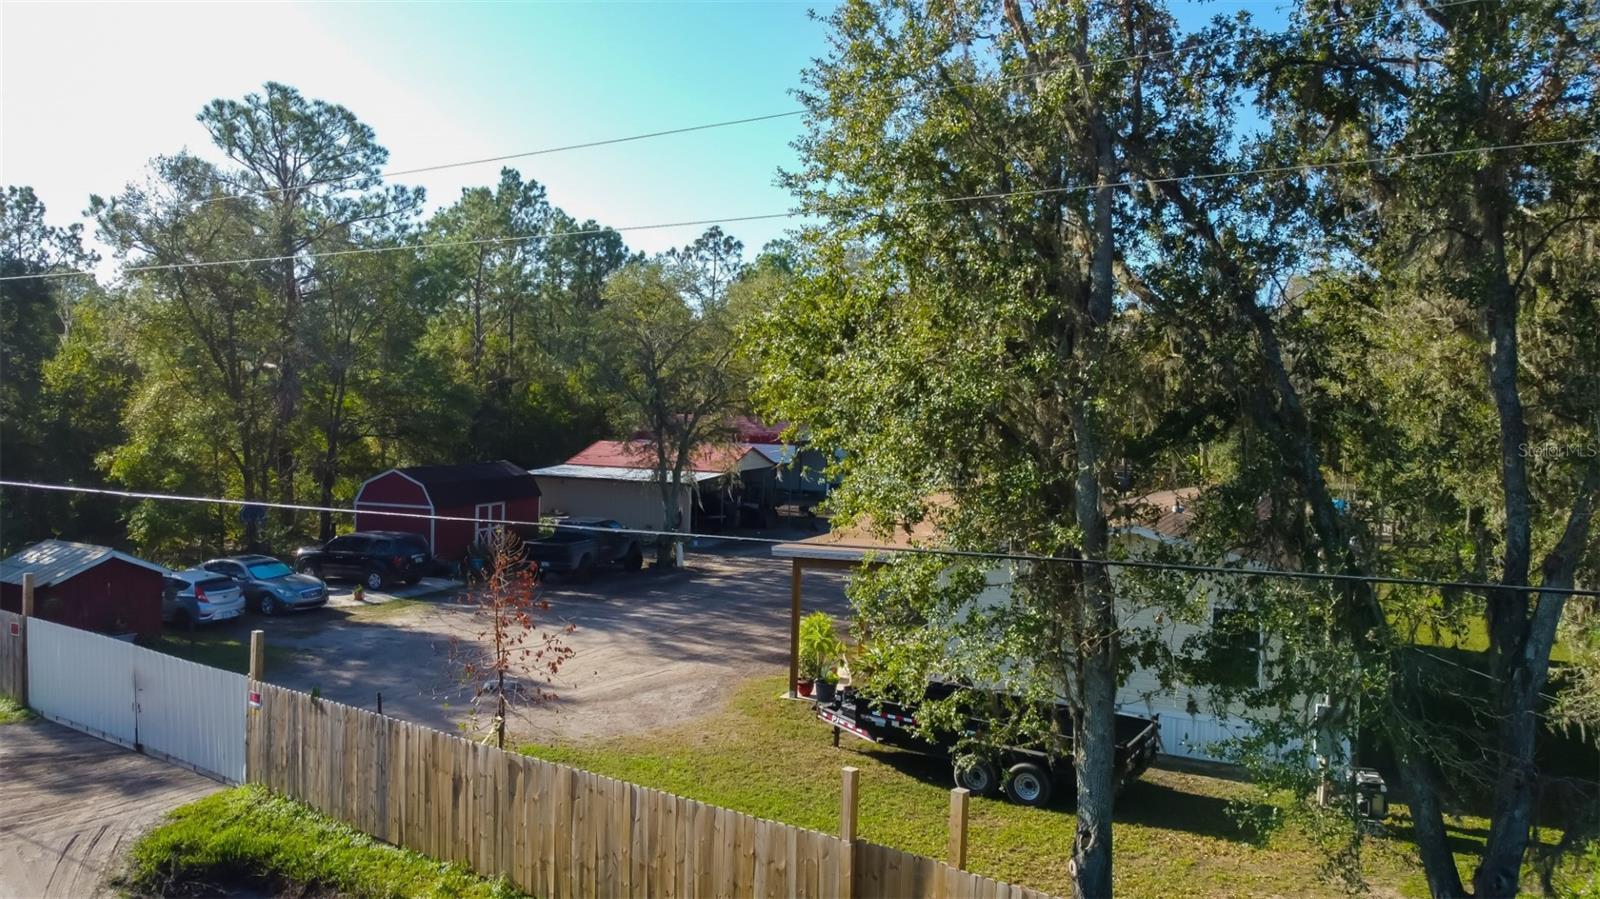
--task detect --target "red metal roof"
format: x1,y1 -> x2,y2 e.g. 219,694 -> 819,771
629,417 -> 792,445
566,440 -> 760,474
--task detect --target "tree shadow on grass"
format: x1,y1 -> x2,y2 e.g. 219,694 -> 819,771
1380,817 -> 1493,858
1115,778 -> 1276,844
847,742 -> 1275,845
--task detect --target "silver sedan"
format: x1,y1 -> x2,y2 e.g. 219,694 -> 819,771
201,554 -> 329,616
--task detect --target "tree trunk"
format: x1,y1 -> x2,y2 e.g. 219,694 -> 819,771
1398,747 -> 1470,898
317,376 -> 348,542
1068,396 -> 1117,899
274,242 -> 302,533
496,667 -> 506,749
655,439 -> 681,569
1471,218 -> 1537,899
1065,117 -> 1120,899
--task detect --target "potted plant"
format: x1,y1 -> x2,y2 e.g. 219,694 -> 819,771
815,668 -> 840,703
799,612 -> 844,702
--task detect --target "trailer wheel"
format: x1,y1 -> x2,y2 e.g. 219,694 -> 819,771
1005,762 -> 1053,807
953,760 -> 1000,797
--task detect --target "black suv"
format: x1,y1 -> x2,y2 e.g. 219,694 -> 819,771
294,531 -> 432,590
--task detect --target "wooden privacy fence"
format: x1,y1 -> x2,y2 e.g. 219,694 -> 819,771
247,682 -> 1057,899
0,608 -> 24,699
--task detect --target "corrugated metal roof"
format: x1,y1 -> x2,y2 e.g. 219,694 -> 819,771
750,444 -> 794,464
372,460 -> 540,508
0,539 -> 167,588
565,440 -> 771,474
530,464 -> 723,484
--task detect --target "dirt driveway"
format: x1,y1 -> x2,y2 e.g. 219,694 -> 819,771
0,720 -> 217,897
249,550 -> 851,744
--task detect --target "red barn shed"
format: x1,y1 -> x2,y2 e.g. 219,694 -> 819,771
0,540 -> 166,639
353,461 -> 541,561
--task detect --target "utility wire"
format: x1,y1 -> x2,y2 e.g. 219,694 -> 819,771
5,134 -> 1593,284
97,0 -> 1492,215
3,479 -> 1595,598
190,111 -> 805,210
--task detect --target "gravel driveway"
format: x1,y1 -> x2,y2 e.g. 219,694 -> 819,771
0,720 -> 217,897
251,550 -> 851,744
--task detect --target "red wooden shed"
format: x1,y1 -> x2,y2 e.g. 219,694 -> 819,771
353,461 -> 541,561
0,539 -> 166,639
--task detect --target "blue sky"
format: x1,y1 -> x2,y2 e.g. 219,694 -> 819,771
2,1 -> 1286,266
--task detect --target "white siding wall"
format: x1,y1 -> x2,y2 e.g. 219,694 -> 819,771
533,476 -> 694,534
962,532 -> 1308,763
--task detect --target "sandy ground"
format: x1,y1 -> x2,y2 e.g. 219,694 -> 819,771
0,720 -> 218,898
254,549 -> 851,744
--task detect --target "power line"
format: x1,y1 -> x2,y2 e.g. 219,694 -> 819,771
3,479 -> 1595,598
164,0 -> 1491,212
0,211 -> 796,282
190,110 -> 806,211
6,134 -> 1593,284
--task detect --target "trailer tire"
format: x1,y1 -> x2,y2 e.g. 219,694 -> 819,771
953,760 -> 1000,797
1004,762 -> 1053,807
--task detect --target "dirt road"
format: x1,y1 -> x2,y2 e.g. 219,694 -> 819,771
253,550 -> 851,744
0,720 -> 217,898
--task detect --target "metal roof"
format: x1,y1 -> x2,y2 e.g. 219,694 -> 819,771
0,539 -> 167,588
369,460 -> 540,508
530,464 -> 723,484
564,440 -> 773,474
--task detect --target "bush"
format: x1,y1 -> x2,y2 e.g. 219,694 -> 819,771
798,611 -> 844,682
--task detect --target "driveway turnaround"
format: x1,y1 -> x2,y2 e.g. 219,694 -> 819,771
0,720 -> 217,898
254,549 -> 852,744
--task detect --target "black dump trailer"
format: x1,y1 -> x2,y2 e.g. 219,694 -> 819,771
815,681 -> 1161,807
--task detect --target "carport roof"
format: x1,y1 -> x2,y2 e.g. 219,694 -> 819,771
530,464 -> 724,484
0,539 -> 167,588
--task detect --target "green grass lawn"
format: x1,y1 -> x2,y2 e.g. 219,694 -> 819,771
121,785 -> 524,899
1390,604 -> 1573,663
519,677 -> 1574,899
0,694 -> 35,725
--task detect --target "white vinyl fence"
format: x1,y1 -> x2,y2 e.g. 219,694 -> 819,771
27,618 -> 247,782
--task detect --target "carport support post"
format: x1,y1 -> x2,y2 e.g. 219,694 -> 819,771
248,629 -> 265,681
947,787 -> 969,869
840,766 -> 858,899
19,573 -> 34,707
788,559 -> 802,697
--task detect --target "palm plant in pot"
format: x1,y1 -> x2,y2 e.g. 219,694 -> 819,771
798,611 -> 844,702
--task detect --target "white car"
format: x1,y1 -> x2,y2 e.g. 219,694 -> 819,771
162,568 -> 246,627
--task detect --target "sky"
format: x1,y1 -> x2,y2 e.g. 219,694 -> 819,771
2,1 -> 1286,270
2,1 -> 833,265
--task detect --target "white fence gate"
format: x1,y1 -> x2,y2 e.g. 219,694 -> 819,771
27,618 -> 247,782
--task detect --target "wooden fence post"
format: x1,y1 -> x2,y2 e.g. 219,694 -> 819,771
18,573 -> 34,707
788,559 -> 802,697
947,787 -> 969,869
840,766 -> 858,899
249,629 -> 265,681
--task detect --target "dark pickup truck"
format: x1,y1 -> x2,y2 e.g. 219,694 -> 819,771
815,680 -> 1161,807
523,518 -> 644,580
